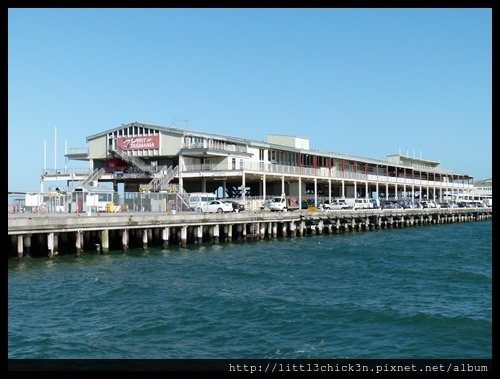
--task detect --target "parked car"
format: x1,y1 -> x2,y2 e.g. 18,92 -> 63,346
198,200 -> 233,213
396,200 -> 412,209
321,199 -> 351,210
380,200 -> 398,209
222,200 -> 245,212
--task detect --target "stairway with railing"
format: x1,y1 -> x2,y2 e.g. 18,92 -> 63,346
111,147 -> 151,172
168,183 -> 191,211
80,168 -> 105,186
147,166 -> 179,192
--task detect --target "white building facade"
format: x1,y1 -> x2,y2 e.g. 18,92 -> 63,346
55,121 -> 474,207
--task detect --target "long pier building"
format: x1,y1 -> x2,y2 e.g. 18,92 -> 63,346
41,121 -> 474,208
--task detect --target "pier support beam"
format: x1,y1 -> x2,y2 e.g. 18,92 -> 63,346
272,222 -> 277,238
23,234 -> 31,257
47,232 -> 54,259
141,229 -> 148,250
162,227 -> 170,249
327,224 -> 332,234
317,220 -> 324,235
76,231 -> 83,256
122,229 -> 129,252
298,220 -> 305,236
242,223 -> 247,240
253,223 -> 259,239
180,226 -> 187,247
101,229 -> 109,254
53,233 -> 59,256
17,235 -> 23,259
227,224 -> 233,242
260,224 -> 267,240
221,225 -> 227,242
196,225 -> 203,244
213,224 -> 220,244
289,221 -> 296,237
281,223 -> 287,237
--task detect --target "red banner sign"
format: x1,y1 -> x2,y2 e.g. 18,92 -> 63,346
117,136 -> 159,150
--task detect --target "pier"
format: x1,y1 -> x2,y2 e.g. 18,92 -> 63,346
8,208 -> 492,258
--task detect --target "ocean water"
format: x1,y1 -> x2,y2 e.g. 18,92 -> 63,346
8,221 -> 491,359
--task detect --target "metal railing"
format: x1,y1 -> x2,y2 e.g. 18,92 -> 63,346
81,168 -> 105,186
111,147 -> 151,172
183,161 -> 473,189
147,165 -> 178,192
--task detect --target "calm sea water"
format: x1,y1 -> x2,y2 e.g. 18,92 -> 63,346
8,221 -> 491,359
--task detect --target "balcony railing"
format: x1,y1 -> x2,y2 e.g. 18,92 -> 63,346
183,162 -> 473,189
181,141 -> 248,154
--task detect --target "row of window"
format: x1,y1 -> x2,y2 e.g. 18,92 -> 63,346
108,127 -> 159,139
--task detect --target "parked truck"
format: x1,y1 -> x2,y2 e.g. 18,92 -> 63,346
268,195 -> 300,212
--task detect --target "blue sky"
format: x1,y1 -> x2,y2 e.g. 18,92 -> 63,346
8,8 -> 492,192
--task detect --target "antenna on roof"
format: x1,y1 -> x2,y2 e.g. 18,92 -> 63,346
179,119 -> 190,129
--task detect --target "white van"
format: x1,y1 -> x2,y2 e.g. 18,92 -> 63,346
188,192 -> 217,211
352,198 -> 374,210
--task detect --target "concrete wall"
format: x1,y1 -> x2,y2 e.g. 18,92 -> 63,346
160,132 -> 183,155
88,135 -> 107,159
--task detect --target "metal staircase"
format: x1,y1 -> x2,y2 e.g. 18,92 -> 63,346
168,183 -> 191,211
80,168 -> 105,186
111,147 -> 151,172
147,165 -> 179,192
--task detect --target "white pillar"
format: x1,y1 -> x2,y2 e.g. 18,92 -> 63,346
162,227 -> 170,248
328,179 -> 332,203
122,229 -> 129,252
196,225 -> 203,244
17,235 -> 23,259
76,231 -> 83,255
23,234 -> 32,257
262,174 -> 266,200
213,224 -> 219,243
298,177 -> 302,207
314,178 -> 317,206
180,226 -> 187,247
178,154 -> 184,189
47,232 -> 54,258
241,173 -> 246,204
